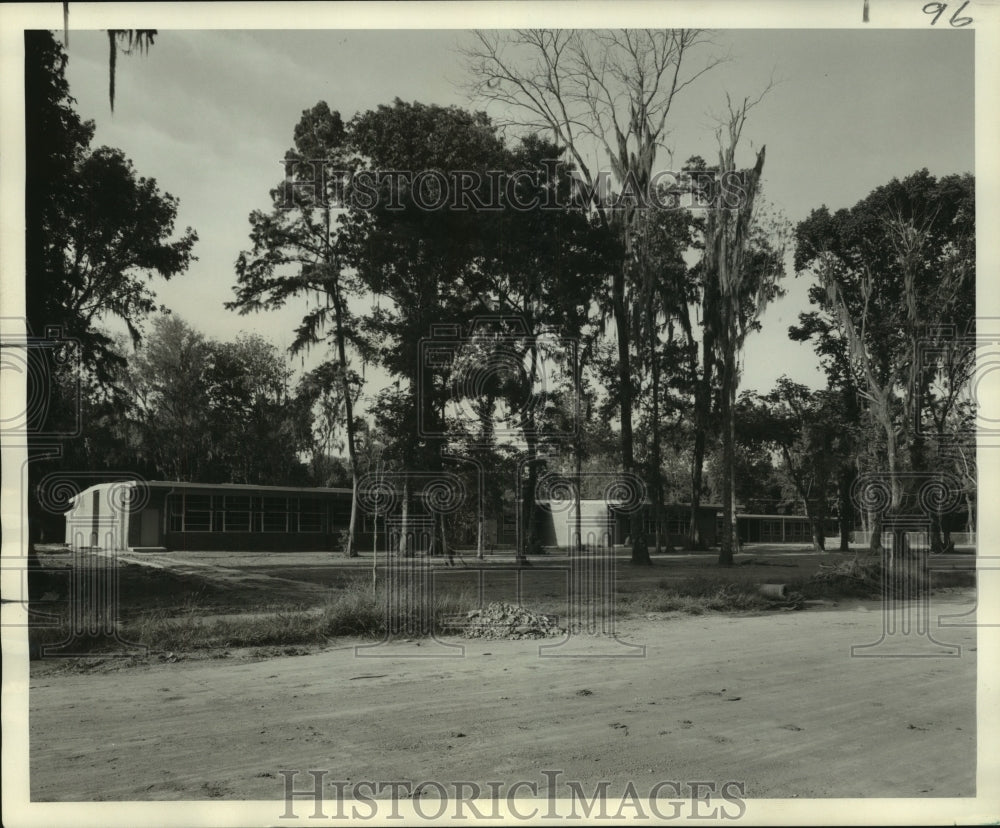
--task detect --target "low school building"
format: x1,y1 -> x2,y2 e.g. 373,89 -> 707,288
533,500 -> 722,548
64,480 -> 354,552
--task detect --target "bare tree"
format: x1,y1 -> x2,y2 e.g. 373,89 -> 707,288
701,93 -> 783,565
464,29 -> 723,564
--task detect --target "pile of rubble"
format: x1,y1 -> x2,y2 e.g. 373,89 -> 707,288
458,602 -> 564,640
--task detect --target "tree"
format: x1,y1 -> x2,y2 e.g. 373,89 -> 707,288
465,29 -> 723,565
341,99 -> 517,558
699,95 -> 786,565
204,333 -> 310,485
127,316 -> 310,485
739,380 -> 853,551
794,170 -> 975,553
24,30 -> 196,543
26,30 -> 197,379
459,134 -> 614,561
632,205 -> 698,553
128,315 -> 214,482
230,102 -> 367,555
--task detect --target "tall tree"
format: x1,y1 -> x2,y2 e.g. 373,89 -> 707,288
465,29 -> 722,565
699,96 -> 785,565
204,333 -> 309,485
230,102 -> 367,555
26,30 -> 197,379
341,99 -> 512,558
465,134 -> 614,561
24,30 -> 196,542
127,317 -> 309,485
632,203 -> 698,553
794,170 -> 975,553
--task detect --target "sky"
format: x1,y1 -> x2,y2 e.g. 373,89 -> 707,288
53,26 -> 974,397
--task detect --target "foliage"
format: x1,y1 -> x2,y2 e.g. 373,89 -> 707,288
25,30 -> 197,381
230,100 -> 369,554
737,380 -> 854,549
126,315 -> 310,485
792,169 -> 975,547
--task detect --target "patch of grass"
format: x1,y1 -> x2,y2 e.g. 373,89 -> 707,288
28,576 -> 477,655
618,574 -> 775,615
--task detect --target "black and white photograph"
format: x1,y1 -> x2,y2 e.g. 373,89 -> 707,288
1,1 -> 997,825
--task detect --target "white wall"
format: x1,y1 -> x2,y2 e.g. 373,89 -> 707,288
64,483 -> 133,551
545,499 -> 614,548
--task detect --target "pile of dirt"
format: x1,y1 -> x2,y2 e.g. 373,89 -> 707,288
457,602 -> 564,640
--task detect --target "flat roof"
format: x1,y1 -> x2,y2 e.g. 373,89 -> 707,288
67,481 -> 353,507
143,481 -> 353,495
538,499 -> 724,509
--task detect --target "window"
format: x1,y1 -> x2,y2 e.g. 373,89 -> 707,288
298,499 -> 324,533
165,490 -> 342,535
262,496 -> 288,532
184,494 -> 212,531
262,512 -> 288,532
168,496 -> 182,532
762,520 -> 778,541
225,510 -> 251,532
224,496 -> 251,532
668,518 -> 687,535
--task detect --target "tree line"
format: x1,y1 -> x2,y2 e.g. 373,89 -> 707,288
24,30 -> 975,561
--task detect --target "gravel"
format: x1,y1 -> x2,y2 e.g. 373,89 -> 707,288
449,601 -> 564,640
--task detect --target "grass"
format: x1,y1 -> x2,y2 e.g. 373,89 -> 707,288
28,577 -> 478,655
621,574 -> 777,615
25,549 -> 976,659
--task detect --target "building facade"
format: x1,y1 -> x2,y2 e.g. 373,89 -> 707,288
64,481 -> 354,552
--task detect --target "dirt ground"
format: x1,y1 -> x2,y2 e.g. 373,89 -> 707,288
27,590 -> 977,802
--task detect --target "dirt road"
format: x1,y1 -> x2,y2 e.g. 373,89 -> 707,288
29,595 -> 977,803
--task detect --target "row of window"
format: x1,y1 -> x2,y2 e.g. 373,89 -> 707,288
756,519 -> 813,541
640,520 -> 690,536
166,494 -> 340,534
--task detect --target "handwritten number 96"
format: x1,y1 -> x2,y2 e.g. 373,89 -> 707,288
923,1 -> 973,26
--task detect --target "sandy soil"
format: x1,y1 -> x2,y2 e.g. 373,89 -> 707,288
28,593 -> 976,802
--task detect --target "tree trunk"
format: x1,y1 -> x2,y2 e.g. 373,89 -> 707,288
810,519 -> 825,552
398,475 -> 410,556
517,430 -> 537,565
650,318 -> 663,555
837,465 -> 853,551
688,425 -> 706,550
718,338 -> 737,566
614,267 -> 650,565
869,510 -> 883,554
476,502 -> 485,559
525,457 -> 539,559
813,483 -> 827,551
929,511 -> 944,554
687,330 -> 713,550
439,512 -> 450,562
332,286 -> 359,557
574,445 -> 583,552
